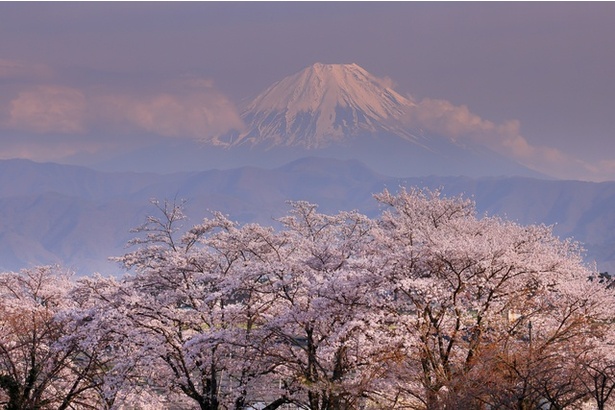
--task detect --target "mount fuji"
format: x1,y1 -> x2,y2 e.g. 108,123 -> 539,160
195,62 -> 542,178
231,62 -> 418,148
95,63 -> 543,178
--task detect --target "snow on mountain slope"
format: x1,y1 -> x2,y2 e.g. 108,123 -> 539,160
193,62 -> 543,179
233,63 -> 420,148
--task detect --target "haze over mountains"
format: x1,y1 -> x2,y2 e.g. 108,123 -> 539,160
1,63 -> 613,275
95,63 -> 545,178
1,157 -> 614,276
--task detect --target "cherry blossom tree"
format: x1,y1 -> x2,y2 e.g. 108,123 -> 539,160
66,274 -> 169,410
580,350 -> 615,410
251,201 -> 395,409
111,200 -> 290,410
0,266 -> 102,409
71,189 -> 615,410
111,200 -> 398,409
372,188 -> 615,409
575,273 -> 615,410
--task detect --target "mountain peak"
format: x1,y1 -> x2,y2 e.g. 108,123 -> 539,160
233,63 -> 416,148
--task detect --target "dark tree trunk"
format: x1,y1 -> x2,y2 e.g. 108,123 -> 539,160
262,396 -> 291,410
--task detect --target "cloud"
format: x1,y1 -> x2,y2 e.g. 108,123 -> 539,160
403,98 -> 506,142
1,77 -> 244,140
0,74 -> 245,168
0,59 -> 53,80
375,75 -> 396,90
401,97 -> 610,181
0,136 -> 106,163
7,86 -> 87,134
94,88 -> 244,140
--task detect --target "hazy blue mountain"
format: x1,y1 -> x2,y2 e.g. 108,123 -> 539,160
0,157 -> 614,276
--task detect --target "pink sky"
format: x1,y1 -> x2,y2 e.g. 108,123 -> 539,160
0,2 -> 614,180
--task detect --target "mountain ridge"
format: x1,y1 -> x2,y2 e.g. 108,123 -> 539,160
0,157 -> 613,275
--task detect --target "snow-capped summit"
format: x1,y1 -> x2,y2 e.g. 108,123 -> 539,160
197,63 -> 544,179
234,63 -> 417,148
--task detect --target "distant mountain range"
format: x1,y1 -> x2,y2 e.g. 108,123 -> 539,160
1,157 -> 614,276
3,64 -> 610,275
